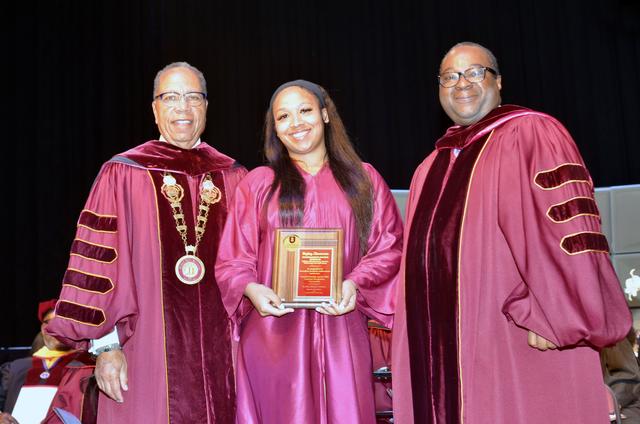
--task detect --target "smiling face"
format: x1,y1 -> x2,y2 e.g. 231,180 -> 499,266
439,45 -> 502,126
272,86 -> 329,163
152,67 -> 207,149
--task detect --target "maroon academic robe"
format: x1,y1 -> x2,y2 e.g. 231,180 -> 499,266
47,141 -> 246,424
392,105 -> 631,424
40,351 -> 96,424
4,349 -> 95,424
215,164 -> 403,424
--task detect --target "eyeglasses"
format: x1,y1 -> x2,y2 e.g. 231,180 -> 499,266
438,66 -> 498,88
154,91 -> 207,107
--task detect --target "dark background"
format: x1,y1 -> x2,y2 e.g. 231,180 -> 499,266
7,0 -> 640,347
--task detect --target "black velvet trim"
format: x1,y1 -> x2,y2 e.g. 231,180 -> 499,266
405,151 -> 450,423
435,105 -> 529,150
534,164 -> 589,189
63,269 -> 113,293
56,301 -> 106,326
149,170 -> 236,423
405,133 -> 491,423
561,232 -> 609,254
78,210 -> 117,232
116,141 -> 236,176
548,197 -> 599,222
71,239 -> 117,263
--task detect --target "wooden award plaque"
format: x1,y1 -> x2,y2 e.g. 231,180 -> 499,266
272,228 -> 344,309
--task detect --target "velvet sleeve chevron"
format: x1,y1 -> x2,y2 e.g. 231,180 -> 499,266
47,162 -> 138,350
498,114 -> 630,349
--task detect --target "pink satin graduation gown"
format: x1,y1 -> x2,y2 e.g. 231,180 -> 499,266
216,163 -> 403,424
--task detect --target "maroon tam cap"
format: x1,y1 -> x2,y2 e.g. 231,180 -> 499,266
38,299 -> 58,322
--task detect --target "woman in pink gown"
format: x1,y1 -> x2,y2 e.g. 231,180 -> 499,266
215,80 -> 403,423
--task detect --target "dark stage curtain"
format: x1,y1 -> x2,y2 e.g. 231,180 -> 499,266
7,0 -> 639,346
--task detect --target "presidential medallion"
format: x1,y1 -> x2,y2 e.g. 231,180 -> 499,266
175,254 -> 205,285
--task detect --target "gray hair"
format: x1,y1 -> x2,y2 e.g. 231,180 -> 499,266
441,42 -> 500,75
153,62 -> 207,96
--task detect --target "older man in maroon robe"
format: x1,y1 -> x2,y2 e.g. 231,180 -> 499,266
392,42 -> 631,423
46,62 -> 246,423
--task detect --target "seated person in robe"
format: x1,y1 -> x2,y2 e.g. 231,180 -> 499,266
0,300 -> 96,424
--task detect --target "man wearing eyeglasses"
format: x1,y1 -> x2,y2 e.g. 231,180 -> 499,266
46,62 -> 246,423
392,42 -> 631,423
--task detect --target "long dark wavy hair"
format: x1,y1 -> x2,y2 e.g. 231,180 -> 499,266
264,82 -> 373,253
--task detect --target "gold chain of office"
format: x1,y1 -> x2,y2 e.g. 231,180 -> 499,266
160,172 -> 221,253
160,172 -> 222,285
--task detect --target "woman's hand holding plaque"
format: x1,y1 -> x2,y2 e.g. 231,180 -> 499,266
315,280 -> 357,316
244,283 -> 295,317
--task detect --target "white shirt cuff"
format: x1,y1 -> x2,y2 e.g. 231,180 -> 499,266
89,327 -> 120,354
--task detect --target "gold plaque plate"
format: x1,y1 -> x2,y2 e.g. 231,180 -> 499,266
272,228 -> 343,308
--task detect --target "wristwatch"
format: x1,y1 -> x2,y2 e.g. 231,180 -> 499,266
91,342 -> 121,357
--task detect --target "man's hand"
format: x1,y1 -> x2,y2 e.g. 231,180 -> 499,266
244,283 -> 295,317
527,331 -> 557,351
316,280 -> 357,316
0,411 -> 18,424
95,349 -> 128,402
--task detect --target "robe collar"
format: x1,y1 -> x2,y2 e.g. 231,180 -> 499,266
113,140 -> 238,176
158,134 -> 202,147
436,104 -> 533,151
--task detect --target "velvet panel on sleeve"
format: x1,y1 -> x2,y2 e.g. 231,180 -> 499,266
47,162 -> 139,349
497,115 -> 631,348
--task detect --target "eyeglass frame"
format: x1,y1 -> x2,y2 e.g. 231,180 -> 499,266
437,66 -> 498,88
154,91 -> 208,107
